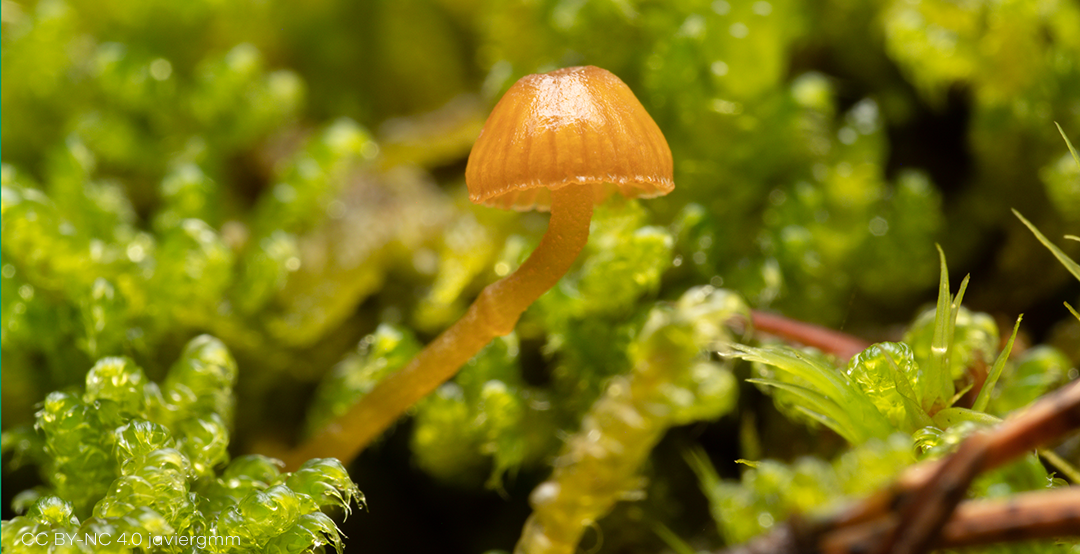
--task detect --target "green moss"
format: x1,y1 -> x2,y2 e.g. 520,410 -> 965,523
691,434 -> 915,545
1,337 -> 361,553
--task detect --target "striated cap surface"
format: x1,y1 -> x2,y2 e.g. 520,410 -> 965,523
465,66 -> 674,211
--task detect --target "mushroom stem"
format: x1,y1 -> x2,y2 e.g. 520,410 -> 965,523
284,185 -> 595,469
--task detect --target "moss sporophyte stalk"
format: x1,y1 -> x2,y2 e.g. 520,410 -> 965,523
287,66 -> 676,468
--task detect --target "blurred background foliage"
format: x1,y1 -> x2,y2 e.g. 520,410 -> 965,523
3,0 -> 1080,552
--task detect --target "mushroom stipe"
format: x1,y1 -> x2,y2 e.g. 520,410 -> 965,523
285,66 -> 673,468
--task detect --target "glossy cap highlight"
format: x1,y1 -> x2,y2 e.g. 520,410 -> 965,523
465,66 -> 674,211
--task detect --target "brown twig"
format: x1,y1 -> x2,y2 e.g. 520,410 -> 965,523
938,487 -> 1080,548
711,379 -> 1080,554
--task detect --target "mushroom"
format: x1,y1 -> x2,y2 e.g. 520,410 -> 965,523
286,66 -> 673,468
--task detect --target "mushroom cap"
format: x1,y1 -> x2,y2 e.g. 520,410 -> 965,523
465,66 -> 674,211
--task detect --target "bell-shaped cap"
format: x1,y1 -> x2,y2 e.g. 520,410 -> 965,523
465,66 -> 674,211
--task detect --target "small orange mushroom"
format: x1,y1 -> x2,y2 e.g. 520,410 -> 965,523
286,66 -> 673,468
